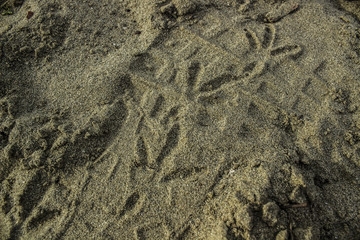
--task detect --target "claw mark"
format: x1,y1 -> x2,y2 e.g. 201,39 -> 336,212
187,61 -> 201,91
270,45 -> 300,57
119,192 -> 140,218
302,78 -> 312,94
150,95 -> 165,118
185,47 -> 200,60
161,167 -> 203,182
155,124 -> 180,167
168,68 -> 178,83
244,28 -> 260,50
136,116 -> 144,134
161,106 -> 179,126
135,136 -> 148,167
313,61 -> 328,83
107,156 -> 122,181
124,192 -> 140,211
262,25 -> 273,49
313,61 -> 327,75
199,74 -> 236,92
243,61 -> 257,75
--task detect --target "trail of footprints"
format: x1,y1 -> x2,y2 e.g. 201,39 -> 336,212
122,10 -> 334,238
130,23 -> 328,121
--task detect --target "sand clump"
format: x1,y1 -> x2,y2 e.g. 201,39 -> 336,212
1,0 -> 360,239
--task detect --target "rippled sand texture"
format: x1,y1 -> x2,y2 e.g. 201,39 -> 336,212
1,0 -> 360,239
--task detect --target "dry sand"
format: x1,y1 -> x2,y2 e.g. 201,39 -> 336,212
0,0 -> 360,239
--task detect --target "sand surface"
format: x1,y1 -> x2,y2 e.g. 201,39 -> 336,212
0,0 -> 360,239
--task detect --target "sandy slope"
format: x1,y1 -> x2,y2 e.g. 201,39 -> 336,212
0,0 -> 360,239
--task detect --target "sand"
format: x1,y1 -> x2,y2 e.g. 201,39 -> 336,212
0,0 -> 359,239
